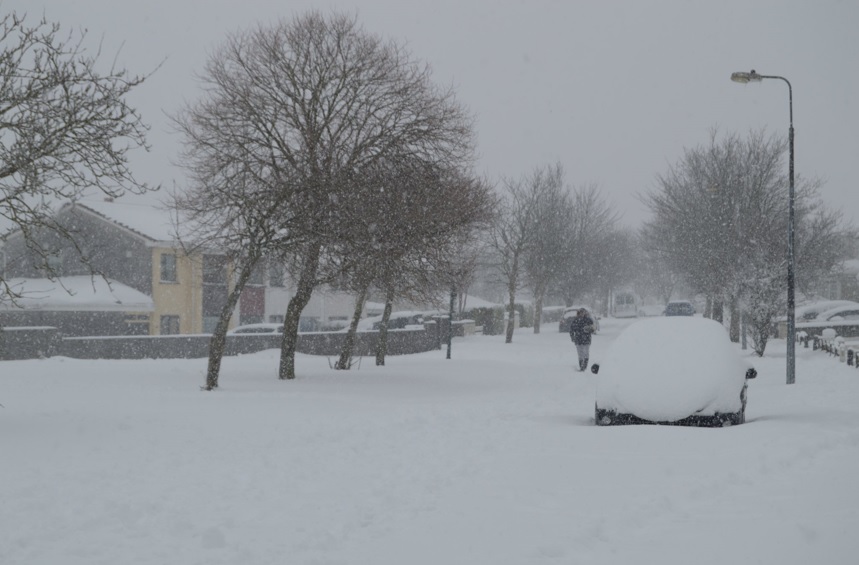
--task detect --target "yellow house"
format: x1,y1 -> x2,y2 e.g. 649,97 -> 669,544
2,198 -> 236,335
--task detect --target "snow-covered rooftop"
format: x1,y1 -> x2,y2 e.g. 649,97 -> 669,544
71,199 -> 178,244
1,276 -> 154,312
842,259 -> 859,277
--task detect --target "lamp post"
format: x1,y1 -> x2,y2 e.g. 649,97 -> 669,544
447,285 -> 455,359
731,69 -> 795,385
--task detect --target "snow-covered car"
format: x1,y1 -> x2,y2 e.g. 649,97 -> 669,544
591,316 -> 756,427
558,306 -> 600,333
813,304 -> 859,323
794,300 -> 859,322
664,300 -> 695,316
228,323 -> 283,335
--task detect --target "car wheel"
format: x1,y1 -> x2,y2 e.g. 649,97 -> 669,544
595,405 -> 612,426
720,410 -> 744,426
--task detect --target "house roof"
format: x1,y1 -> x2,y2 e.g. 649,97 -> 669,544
68,199 -> 179,245
1,276 -> 155,312
842,259 -> 859,276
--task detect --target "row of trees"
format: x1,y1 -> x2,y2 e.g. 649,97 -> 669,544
169,12 -> 493,387
641,128 -> 856,355
485,128 -> 856,355
486,163 -> 636,342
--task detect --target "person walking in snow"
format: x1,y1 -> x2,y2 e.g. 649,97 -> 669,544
569,308 -> 596,371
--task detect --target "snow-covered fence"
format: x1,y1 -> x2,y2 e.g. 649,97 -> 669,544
838,340 -> 859,368
813,330 -> 859,369
796,320 -> 859,339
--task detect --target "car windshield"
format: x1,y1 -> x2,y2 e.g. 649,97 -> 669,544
829,310 -> 859,321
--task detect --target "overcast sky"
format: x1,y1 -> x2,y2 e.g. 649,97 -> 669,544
8,0 -> 858,228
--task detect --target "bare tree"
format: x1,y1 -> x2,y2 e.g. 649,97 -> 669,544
332,160 -> 492,369
554,183 -> 619,307
590,228 -> 639,317
643,129 -> 787,328
489,172 -> 542,343
638,226 -> 683,304
372,174 -> 493,366
165,168 -> 302,389
0,11 -> 155,300
521,163 -> 569,333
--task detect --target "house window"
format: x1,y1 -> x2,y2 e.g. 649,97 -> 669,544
160,253 -> 178,283
46,252 -> 63,274
160,315 -> 180,335
247,264 -> 264,286
203,254 -> 228,285
269,262 -> 285,287
269,314 -> 284,323
202,316 -> 220,333
823,279 -> 839,300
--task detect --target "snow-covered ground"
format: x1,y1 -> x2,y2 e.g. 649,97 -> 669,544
3,317 -> 858,565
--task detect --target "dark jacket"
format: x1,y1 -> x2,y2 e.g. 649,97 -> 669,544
569,314 -> 596,345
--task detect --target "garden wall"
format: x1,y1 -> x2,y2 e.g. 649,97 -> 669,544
0,321 -> 448,361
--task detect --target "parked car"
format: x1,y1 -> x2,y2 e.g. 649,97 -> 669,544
664,300 -> 695,316
813,304 -> 859,323
794,300 -> 859,322
228,323 -> 283,335
558,306 -> 600,333
591,316 -> 756,427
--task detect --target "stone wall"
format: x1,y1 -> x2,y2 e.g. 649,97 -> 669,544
1,323 -> 445,360
0,327 -> 62,360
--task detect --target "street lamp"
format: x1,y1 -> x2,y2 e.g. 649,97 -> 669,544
447,285 -> 455,359
731,69 -> 796,385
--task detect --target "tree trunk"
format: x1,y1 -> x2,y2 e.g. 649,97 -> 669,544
278,244 -> 320,380
532,284 -> 544,334
603,287 -> 612,318
712,299 -> 724,323
729,294 -> 740,343
204,254 -> 260,390
375,290 -> 395,366
704,296 -> 713,319
335,285 -> 368,370
749,312 -> 772,357
505,253 -> 519,344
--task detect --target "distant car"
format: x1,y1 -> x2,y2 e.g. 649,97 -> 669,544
591,316 -> 756,427
664,300 -> 695,316
612,292 -> 638,318
558,306 -> 600,333
228,323 -> 283,335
